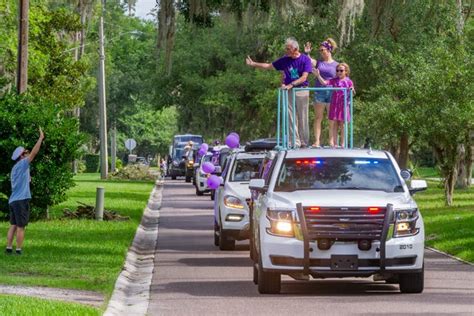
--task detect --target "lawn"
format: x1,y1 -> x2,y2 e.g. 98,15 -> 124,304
414,180 -> 474,263
0,173 -> 155,304
0,294 -> 100,316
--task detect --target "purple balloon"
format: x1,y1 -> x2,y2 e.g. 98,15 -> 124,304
207,175 -> 221,189
200,143 -> 209,152
202,162 -> 215,174
225,134 -> 239,149
229,132 -> 240,141
198,148 -> 207,156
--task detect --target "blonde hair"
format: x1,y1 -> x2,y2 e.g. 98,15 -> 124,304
325,38 -> 337,51
337,63 -> 350,76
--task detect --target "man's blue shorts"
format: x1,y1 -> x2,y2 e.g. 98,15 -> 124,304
314,90 -> 333,104
9,199 -> 31,227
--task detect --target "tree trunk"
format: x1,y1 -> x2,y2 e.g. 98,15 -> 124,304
445,167 -> 456,206
455,144 -> 468,188
398,133 -> 409,169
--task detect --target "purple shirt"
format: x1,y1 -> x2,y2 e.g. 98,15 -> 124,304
272,54 -> 312,86
314,60 -> 339,87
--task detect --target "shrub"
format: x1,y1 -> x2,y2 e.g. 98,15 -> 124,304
84,154 -> 99,172
0,94 -> 84,218
109,164 -> 156,181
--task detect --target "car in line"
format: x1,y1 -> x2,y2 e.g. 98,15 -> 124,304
213,139 -> 276,250
249,147 -> 427,294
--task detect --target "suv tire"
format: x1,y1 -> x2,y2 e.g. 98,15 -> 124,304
257,238 -> 281,294
219,228 -> 235,250
196,187 -> 204,196
257,260 -> 281,294
210,190 -> 215,201
253,264 -> 258,285
171,175 -> 176,180
399,265 -> 424,293
213,223 -> 219,246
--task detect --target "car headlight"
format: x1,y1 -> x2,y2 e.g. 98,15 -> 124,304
393,208 -> 419,237
266,209 -> 295,237
187,160 -> 194,167
223,195 -> 245,209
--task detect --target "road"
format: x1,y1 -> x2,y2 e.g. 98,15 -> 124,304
147,180 -> 474,315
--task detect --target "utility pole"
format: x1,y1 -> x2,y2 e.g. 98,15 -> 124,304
111,125 -> 116,172
98,2 -> 108,179
17,0 -> 29,94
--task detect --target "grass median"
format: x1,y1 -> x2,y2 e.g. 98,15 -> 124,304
415,180 -> 474,263
0,173 -> 155,307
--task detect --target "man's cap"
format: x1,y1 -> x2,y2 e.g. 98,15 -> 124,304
11,146 -> 25,161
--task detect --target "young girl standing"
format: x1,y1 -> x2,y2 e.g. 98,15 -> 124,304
313,63 -> 354,147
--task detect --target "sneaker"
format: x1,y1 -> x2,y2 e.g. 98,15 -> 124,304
15,249 -> 22,255
5,248 -> 13,255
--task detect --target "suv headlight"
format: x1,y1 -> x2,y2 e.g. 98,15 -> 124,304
266,209 -> 295,237
223,195 -> 245,209
393,208 -> 419,237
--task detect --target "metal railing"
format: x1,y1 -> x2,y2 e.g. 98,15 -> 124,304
277,87 -> 354,149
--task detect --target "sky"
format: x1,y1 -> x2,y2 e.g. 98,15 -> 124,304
135,0 -> 156,20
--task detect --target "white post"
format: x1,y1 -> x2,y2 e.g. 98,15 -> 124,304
95,187 -> 105,221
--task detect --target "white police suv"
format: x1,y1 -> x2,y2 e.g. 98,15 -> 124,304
249,148 -> 427,294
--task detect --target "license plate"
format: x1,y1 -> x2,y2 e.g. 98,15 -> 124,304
330,255 -> 358,270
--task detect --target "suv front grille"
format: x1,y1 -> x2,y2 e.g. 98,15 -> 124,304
302,206 -> 386,240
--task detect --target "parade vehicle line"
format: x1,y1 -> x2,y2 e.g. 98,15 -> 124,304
146,179 -> 474,315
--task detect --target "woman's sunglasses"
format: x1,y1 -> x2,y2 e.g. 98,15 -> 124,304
336,69 -> 345,72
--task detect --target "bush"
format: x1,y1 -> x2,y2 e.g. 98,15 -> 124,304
108,164 -> 156,181
108,157 -> 123,171
0,94 -> 84,218
84,154 -> 99,172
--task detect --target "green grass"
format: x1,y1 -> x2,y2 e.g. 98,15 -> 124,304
413,167 -> 440,179
0,294 -> 100,316
0,173 -> 154,298
415,181 -> 474,263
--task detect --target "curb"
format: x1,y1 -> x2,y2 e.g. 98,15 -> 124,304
426,247 -> 474,267
104,180 -> 163,316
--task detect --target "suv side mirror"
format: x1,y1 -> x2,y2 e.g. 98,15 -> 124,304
409,180 -> 427,195
249,179 -> 267,193
400,169 -> 412,181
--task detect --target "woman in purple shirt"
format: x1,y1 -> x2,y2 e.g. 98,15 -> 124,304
304,38 -> 338,147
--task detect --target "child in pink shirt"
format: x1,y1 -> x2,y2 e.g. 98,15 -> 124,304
313,63 -> 354,147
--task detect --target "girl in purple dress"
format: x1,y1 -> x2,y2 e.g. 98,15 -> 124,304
313,63 -> 354,147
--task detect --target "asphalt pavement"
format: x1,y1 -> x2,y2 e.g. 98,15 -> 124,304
147,179 -> 474,316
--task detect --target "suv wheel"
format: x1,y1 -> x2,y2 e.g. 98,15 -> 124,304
219,228 -> 235,250
257,239 -> 281,294
257,261 -> 281,294
196,187 -> 204,196
399,265 -> 424,293
171,175 -> 176,180
253,264 -> 258,285
210,190 -> 215,201
213,223 -> 219,246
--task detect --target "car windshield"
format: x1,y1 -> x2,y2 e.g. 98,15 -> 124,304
174,148 -> 184,160
275,157 -> 402,192
230,158 -> 263,182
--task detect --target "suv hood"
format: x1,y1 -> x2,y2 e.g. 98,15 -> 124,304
269,190 -> 416,209
225,182 -> 251,200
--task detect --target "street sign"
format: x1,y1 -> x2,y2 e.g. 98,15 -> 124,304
125,138 -> 137,152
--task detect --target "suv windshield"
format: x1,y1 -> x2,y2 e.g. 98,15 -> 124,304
275,157 -> 402,192
230,158 -> 263,182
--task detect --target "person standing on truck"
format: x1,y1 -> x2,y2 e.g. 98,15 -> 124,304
314,63 -> 354,148
5,128 -> 44,255
246,37 -> 312,148
304,38 -> 339,147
